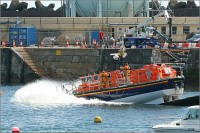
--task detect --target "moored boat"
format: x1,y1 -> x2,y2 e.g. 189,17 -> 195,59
69,63 -> 184,104
152,105 -> 200,133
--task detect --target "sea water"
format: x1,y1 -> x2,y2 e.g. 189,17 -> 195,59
0,79 -> 199,133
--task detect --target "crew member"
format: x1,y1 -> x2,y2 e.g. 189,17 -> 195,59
100,70 -> 109,88
118,46 -> 125,61
120,63 -> 130,83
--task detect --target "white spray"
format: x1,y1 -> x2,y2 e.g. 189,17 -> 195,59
11,79 -> 130,106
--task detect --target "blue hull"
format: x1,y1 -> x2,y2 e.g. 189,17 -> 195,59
74,77 -> 185,102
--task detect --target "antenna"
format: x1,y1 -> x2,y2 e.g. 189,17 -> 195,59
164,10 -> 170,21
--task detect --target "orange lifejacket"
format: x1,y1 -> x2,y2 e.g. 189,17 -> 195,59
100,72 -> 109,82
121,65 -> 130,75
100,71 -> 109,88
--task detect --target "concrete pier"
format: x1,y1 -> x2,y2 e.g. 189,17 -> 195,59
161,95 -> 200,106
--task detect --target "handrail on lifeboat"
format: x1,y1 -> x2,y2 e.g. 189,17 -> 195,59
88,81 -> 100,91
116,77 -> 126,86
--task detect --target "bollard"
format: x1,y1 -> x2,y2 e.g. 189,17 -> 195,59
2,39 -> 6,47
66,40 -> 69,48
76,40 -> 79,47
40,41 -> 44,47
19,41 -> 23,47
12,40 -> 16,47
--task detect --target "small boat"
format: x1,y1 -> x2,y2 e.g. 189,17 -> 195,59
152,105 -> 200,133
69,63 -> 184,104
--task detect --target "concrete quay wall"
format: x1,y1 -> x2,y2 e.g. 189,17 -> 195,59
1,48 -> 199,90
1,48 -> 40,84
1,48 -> 152,84
30,48 -> 102,79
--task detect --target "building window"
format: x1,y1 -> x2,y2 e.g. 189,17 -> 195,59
172,27 -> 177,34
183,26 -> 190,34
112,28 -> 115,38
161,27 -> 166,35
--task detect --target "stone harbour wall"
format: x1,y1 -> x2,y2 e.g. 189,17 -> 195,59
0,48 -> 199,90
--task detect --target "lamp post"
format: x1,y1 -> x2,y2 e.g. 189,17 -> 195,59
0,0 -> 1,74
199,0 -> 200,32
106,0 -> 108,48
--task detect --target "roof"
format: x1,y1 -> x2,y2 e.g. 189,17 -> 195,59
187,105 -> 200,110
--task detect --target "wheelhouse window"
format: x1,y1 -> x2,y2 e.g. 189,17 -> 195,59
183,26 -> 190,34
87,76 -> 92,82
161,27 -> 166,35
80,77 -> 86,82
94,75 -> 98,81
184,108 -> 200,120
172,27 -> 177,34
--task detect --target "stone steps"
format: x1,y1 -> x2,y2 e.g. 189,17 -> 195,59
14,48 -> 49,77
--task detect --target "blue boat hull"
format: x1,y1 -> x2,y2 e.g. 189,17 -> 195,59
74,77 -> 185,104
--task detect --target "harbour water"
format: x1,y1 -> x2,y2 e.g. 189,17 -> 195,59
0,79 -> 199,133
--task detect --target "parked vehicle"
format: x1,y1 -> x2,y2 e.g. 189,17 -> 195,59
187,33 -> 200,42
123,10 -> 173,48
124,37 -> 162,48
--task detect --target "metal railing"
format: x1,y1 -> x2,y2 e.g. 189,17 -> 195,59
0,17 -> 199,25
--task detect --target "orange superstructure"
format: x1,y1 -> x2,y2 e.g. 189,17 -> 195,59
74,64 -> 177,94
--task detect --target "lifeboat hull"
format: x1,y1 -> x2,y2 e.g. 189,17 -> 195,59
73,77 -> 184,104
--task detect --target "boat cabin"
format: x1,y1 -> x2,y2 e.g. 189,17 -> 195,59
183,106 -> 200,120
75,64 -> 178,94
80,74 -> 99,83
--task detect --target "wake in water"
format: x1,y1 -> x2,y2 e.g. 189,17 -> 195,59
11,79 -> 131,106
